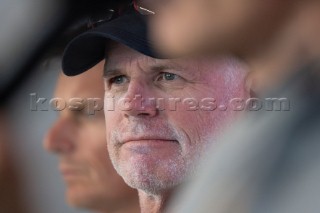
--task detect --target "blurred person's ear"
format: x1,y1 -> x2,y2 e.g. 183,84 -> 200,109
245,72 -> 258,98
244,70 -> 279,98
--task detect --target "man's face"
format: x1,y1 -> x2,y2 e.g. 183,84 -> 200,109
150,0 -> 293,57
44,62 -> 137,211
104,44 -> 250,194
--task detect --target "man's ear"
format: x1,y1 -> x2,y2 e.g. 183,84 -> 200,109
245,71 -> 258,98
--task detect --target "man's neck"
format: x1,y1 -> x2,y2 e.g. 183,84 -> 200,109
138,190 -> 171,213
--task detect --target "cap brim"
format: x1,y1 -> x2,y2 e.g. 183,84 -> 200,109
62,11 -> 160,76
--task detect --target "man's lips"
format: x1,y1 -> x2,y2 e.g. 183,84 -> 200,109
120,137 -> 179,155
59,165 -> 83,179
121,136 -> 178,144
123,139 -> 178,148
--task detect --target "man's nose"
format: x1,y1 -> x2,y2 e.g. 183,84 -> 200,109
120,81 -> 158,117
43,117 -> 75,154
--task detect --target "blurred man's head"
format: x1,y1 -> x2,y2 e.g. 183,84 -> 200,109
104,43 -> 250,198
44,61 -> 139,213
151,0 -> 320,94
150,0 -> 296,58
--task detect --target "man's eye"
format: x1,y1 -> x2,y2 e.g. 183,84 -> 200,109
109,75 -> 127,85
158,72 -> 179,81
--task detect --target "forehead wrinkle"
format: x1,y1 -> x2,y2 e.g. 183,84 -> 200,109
135,54 -> 150,76
107,51 -> 158,77
133,54 -> 162,76
104,54 -> 137,77
158,59 -> 190,71
175,58 -> 204,80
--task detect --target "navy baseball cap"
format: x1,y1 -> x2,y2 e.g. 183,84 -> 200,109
62,9 -> 161,76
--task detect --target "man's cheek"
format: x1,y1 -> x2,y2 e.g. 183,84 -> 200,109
171,112 -> 205,138
104,117 -> 116,138
104,108 -> 119,122
194,111 -> 223,136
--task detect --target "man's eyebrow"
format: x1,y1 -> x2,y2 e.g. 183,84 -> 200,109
150,65 -> 171,72
103,63 -> 187,77
150,63 -> 185,72
151,62 -> 198,80
103,68 -> 122,78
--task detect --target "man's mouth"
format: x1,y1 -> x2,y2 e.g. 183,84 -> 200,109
120,136 -> 179,154
122,136 -> 178,144
59,165 -> 84,180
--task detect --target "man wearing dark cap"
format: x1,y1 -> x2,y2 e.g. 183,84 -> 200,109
62,4 -> 251,213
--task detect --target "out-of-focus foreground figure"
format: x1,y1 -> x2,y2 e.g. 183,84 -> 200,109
151,0 -> 320,87
150,0 -> 296,59
150,1 -> 320,213
0,112 -> 28,213
44,62 -> 140,213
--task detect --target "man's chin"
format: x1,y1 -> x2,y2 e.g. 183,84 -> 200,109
116,158 -> 187,195
124,174 -> 178,196
67,194 -> 89,209
66,187 -> 100,210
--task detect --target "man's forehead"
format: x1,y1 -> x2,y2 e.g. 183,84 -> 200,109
106,43 -> 160,65
54,79 -> 83,99
104,45 -> 243,78
104,43 -> 247,81
105,43 -> 201,74
56,72 -> 103,98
